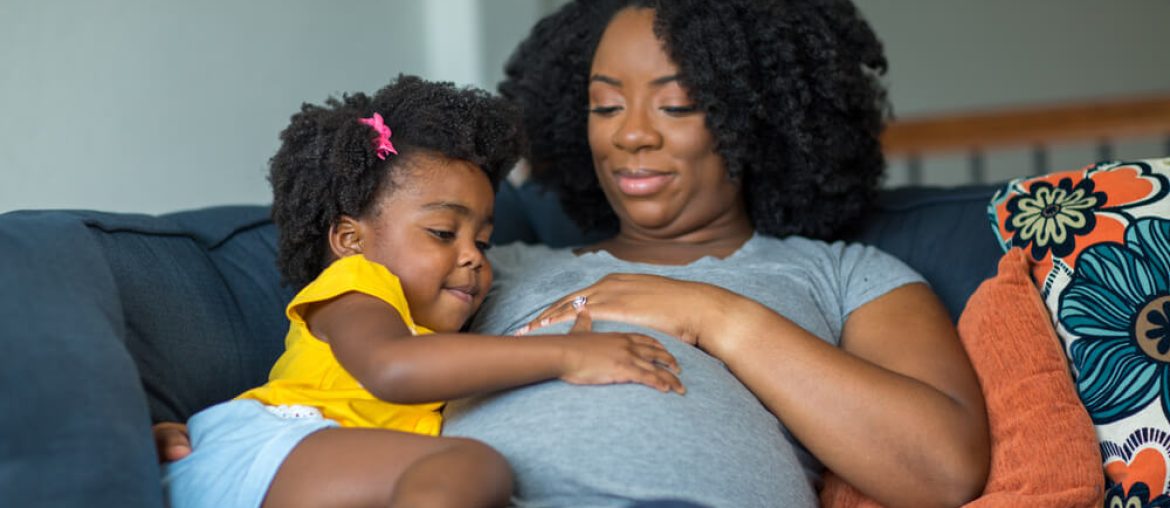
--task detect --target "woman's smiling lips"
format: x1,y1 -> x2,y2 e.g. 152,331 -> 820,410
614,169 -> 675,196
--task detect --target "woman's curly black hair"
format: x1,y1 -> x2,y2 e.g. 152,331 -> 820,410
268,74 -> 524,289
501,0 -> 889,239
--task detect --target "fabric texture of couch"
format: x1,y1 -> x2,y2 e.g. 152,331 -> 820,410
1,179 -> 1038,507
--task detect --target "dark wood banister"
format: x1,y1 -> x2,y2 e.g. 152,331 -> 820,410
882,93 -> 1170,159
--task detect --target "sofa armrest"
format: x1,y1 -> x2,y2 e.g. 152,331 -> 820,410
0,210 -> 162,507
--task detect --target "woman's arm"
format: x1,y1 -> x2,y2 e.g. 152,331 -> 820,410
523,275 -> 988,508
309,291 -> 684,404
714,283 -> 988,507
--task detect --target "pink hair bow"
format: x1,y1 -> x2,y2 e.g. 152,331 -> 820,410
358,113 -> 397,160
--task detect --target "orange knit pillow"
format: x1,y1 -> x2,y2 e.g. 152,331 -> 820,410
820,249 -> 1102,507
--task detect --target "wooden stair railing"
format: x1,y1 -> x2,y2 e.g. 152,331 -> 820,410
882,93 -> 1170,184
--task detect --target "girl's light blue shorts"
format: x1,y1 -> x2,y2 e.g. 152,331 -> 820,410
161,399 -> 338,508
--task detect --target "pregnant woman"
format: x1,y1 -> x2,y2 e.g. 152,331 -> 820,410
440,1 -> 989,506
157,1 -> 989,506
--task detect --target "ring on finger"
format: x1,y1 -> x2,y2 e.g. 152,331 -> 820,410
571,295 -> 587,311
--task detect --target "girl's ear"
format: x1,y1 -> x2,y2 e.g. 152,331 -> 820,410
328,216 -> 364,259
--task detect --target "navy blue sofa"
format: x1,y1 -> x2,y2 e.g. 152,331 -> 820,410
0,180 -> 1003,506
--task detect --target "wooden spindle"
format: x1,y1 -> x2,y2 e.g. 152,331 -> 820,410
1097,139 -> 1114,162
907,155 -> 923,186
968,150 -> 985,184
1032,145 -> 1049,176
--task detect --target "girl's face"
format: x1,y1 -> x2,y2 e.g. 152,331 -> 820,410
347,153 -> 495,333
587,7 -> 748,239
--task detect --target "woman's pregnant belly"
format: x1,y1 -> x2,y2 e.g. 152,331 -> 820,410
442,321 -> 818,508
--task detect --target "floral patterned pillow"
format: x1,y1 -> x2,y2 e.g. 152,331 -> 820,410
990,157 -> 1170,506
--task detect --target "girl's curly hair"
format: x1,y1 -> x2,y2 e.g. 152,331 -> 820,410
268,74 -> 524,289
501,0 -> 889,239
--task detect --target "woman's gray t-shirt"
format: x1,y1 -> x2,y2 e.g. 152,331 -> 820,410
442,233 -> 924,507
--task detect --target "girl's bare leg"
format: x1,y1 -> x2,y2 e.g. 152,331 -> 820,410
262,428 -> 512,508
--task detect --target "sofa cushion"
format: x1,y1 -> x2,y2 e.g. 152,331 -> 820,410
80,207 -> 291,423
990,157 -> 1170,504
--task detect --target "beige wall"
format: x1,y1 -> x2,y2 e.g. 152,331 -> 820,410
857,0 -> 1170,185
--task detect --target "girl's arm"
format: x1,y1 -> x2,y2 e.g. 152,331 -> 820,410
521,275 -> 988,508
310,291 -> 684,405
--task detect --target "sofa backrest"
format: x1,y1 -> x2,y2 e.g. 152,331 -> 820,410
0,181 -> 1004,424
40,208 -> 292,423
850,184 -> 1004,320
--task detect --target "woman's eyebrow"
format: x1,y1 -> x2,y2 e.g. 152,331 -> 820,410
589,74 -> 679,87
649,75 -> 679,86
590,74 -> 622,86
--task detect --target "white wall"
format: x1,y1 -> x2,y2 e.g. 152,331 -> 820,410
0,0 -> 431,213
1,0 -> 1166,213
478,0 -> 569,93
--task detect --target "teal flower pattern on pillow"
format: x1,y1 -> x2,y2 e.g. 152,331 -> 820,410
1060,217 -> 1170,424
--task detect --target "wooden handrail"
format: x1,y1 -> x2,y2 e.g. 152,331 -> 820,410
882,93 -> 1170,158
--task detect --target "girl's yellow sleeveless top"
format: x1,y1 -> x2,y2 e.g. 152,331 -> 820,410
236,255 -> 442,436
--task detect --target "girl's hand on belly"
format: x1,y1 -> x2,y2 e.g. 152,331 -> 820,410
546,309 -> 686,395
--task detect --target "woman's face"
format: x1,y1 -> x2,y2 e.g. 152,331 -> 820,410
587,7 -> 746,239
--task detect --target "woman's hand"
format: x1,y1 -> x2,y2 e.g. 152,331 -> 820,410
555,309 -> 685,394
517,273 -> 744,356
153,422 -> 191,463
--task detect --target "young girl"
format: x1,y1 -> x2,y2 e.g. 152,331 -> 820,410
161,75 -> 684,508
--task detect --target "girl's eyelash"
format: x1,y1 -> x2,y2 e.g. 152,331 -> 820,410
428,229 -> 455,241
428,229 -> 491,251
663,105 -> 698,114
